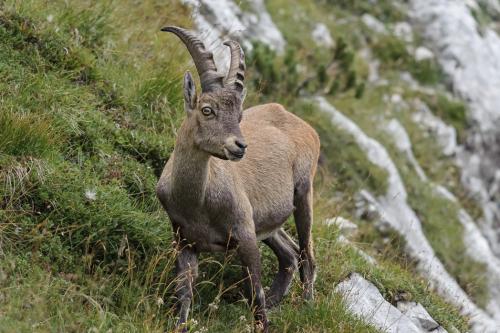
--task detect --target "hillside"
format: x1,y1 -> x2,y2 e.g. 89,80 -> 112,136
1,0 -> 499,332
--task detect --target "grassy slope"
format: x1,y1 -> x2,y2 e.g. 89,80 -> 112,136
0,0 -> 474,332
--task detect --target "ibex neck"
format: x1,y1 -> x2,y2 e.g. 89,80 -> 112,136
170,120 -> 211,205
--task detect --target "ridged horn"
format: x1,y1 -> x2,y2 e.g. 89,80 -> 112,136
161,26 -> 223,92
223,40 -> 245,93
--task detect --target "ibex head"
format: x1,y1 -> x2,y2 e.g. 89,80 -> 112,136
162,26 -> 247,161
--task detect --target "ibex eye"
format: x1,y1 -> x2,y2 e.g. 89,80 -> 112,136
201,107 -> 213,116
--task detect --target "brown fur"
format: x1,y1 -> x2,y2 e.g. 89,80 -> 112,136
157,70 -> 319,333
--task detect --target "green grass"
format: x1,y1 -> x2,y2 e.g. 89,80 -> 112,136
0,0 -> 475,332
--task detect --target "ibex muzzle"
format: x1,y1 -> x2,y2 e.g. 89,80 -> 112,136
157,26 -> 320,333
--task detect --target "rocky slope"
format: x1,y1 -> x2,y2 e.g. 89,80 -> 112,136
1,0 -> 499,332
185,0 -> 500,331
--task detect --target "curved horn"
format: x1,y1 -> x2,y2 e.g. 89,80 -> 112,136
161,26 -> 223,92
223,40 -> 245,93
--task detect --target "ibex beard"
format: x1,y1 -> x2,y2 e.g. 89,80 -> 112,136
156,26 -> 320,333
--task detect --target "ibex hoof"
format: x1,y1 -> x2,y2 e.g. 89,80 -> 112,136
255,319 -> 270,333
303,288 -> 314,302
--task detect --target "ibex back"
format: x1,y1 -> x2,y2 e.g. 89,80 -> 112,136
156,26 -> 320,333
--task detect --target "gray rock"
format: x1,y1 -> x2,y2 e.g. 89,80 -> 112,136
324,216 -> 358,236
393,21 -> 414,43
384,118 -> 427,181
410,0 -> 500,264
311,23 -> 334,47
335,273 -> 423,333
362,14 -> 387,34
414,46 -> 434,61
410,99 -> 457,156
182,0 -> 286,72
396,301 -> 444,332
314,96 -> 499,332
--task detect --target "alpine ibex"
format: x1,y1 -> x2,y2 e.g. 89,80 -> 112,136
156,26 -> 320,332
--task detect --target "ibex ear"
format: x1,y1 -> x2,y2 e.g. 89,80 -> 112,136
183,71 -> 197,113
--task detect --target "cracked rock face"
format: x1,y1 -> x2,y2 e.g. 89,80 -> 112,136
409,0 -> 500,256
396,301 -> 444,332
410,99 -> 457,157
315,97 -> 499,332
385,100 -> 500,324
336,273 -> 446,333
181,0 -> 285,72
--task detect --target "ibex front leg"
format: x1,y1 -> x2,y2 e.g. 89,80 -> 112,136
174,237 -> 198,332
237,234 -> 269,333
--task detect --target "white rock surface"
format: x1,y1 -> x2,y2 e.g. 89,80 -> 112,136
411,100 -> 457,156
335,273 -> 426,333
414,47 -> 434,62
384,110 -> 500,325
397,301 -> 446,332
384,118 -> 427,181
457,208 -> 500,322
325,216 -> 358,236
410,0 -> 500,258
431,181 -> 500,323
362,14 -> 387,34
393,21 -> 414,43
182,0 -> 285,72
314,96 -> 499,332
311,23 -> 334,47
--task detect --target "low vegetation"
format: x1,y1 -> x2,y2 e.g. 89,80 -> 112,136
0,0 -> 482,332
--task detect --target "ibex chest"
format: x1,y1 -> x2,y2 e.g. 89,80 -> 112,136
170,211 -> 237,252
161,185 -> 243,252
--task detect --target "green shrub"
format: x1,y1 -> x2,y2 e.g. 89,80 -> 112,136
409,59 -> 442,85
372,35 -> 410,66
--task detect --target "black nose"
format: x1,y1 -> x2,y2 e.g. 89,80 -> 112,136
235,139 -> 247,149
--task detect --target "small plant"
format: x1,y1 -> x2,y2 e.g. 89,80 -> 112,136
408,59 -> 442,85
372,35 -> 410,66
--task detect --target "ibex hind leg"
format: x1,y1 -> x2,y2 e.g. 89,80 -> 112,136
263,228 -> 299,308
293,181 -> 316,301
